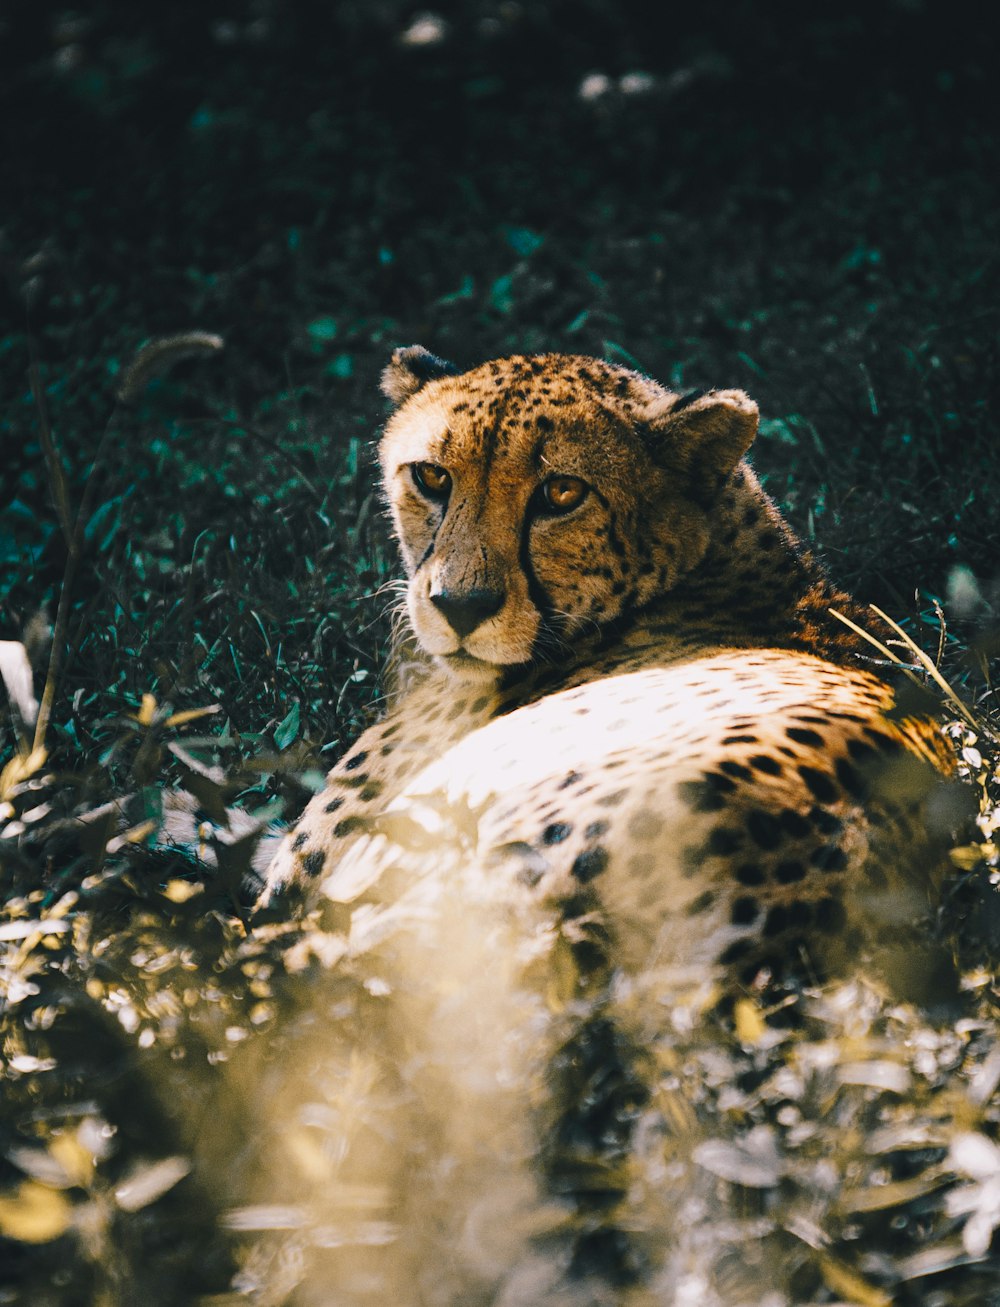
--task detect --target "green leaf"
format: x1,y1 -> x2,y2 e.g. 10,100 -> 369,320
436,274 -> 475,306
274,701 -> 300,750
325,353 -> 354,379
504,226 -> 544,257
307,316 -> 338,343
490,275 -> 514,314
602,340 -> 644,371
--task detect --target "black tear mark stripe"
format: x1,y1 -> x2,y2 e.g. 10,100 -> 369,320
415,508 -> 443,572
519,492 -> 557,641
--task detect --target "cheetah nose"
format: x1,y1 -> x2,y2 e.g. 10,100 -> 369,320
430,586 -> 505,637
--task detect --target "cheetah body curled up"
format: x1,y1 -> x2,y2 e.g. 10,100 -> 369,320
259,348 -> 956,1302
265,347 -> 951,967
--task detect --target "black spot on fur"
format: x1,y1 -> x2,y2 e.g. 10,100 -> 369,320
799,765 -> 838,803
302,849 -> 326,878
292,832 -> 308,852
706,827 -> 742,856
719,760 -> 752,780
778,808 -> 811,838
775,859 -> 807,884
862,728 -> 903,755
719,939 -> 755,965
334,816 -> 366,838
585,820 -> 610,839
746,809 -> 782,850
866,862 -> 889,890
763,905 -> 789,936
731,896 -> 759,925
787,726 -> 824,747
572,847 -> 610,882
749,754 -> 782,776
808,806 -> 843,836
835,758 -> 867,798
324,797 -> 344,814
678,773 -> 734,813
344,751 -> 368,772
736,862 -> 766,886
847,738 -> 878,764
543,822 -> 572,845
687,890 -> 715,916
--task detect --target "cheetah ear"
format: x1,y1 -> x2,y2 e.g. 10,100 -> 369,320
646,389 -> 759,504
381,346 -> 460,405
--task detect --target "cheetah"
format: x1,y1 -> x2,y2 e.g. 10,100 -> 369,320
264,346 -> 953,973
257,348 -> 958,1301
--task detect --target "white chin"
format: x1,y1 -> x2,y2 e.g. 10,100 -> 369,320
436,652 -> 504,683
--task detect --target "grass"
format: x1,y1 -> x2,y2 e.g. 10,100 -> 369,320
1,1 -> 999,1302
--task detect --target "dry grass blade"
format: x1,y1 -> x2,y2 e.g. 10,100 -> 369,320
830,606 -> 981,733
829,608 -> 923,678
869,603 -> 983,733
116,332 -> 224,406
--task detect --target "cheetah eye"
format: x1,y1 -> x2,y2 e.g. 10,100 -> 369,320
412,462 -> 452,499
541,476 -> 589,515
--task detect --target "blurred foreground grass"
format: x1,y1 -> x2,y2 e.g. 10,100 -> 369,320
0,692 -> 999,1303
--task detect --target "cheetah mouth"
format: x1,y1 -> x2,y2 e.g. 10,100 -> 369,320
441,650 -> 502,679
444,650 -> 492,668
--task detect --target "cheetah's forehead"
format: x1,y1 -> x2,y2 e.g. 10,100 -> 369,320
380,353 -> 671,474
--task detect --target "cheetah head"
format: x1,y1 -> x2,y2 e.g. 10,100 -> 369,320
379,347 -> 758,679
